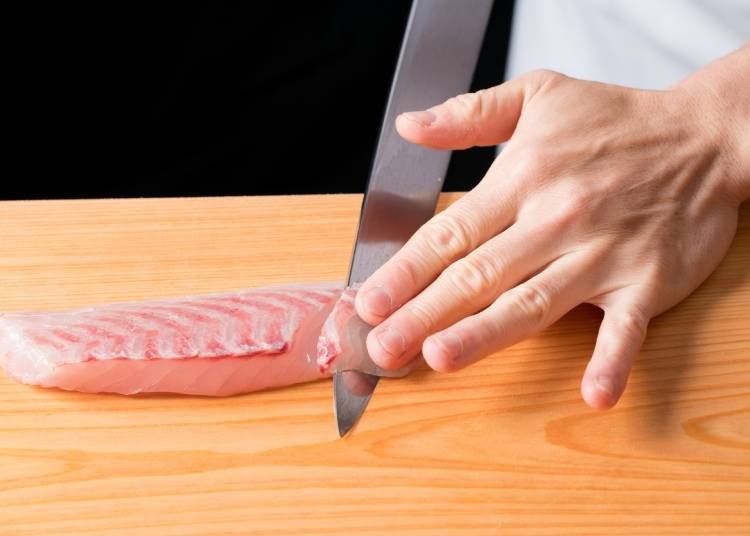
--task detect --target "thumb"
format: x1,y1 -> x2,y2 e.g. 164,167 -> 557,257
394,70 -> 553,150
581,303 -> 650,410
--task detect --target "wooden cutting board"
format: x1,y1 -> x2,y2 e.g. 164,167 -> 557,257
0,194 -> 748,535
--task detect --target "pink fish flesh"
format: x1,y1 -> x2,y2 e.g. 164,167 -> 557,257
316,287 -> 356,373
0,284 -> 356,396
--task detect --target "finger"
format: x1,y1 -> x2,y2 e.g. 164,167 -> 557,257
365,220 -> 561,369
395,70 -> 556,150
422,251 -> 596,372
355,183 -> 516,326
581,297 -> 650,410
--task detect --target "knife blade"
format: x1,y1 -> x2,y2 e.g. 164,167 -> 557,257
333,0 -> 494,437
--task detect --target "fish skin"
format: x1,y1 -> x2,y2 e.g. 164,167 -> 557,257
0,284 -> 360,396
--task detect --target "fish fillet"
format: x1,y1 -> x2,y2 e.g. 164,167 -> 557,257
0,284 -> 354,396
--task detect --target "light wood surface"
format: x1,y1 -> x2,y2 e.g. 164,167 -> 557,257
0,194 -> 748,535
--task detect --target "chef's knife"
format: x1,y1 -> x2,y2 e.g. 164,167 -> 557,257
333,0 -> 494,437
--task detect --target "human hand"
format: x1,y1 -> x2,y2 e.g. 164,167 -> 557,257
355,46 -> 750,409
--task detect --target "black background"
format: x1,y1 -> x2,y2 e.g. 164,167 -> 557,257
6,2 -> 515,199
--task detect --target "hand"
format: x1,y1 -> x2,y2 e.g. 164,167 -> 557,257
355,45 -> 750,410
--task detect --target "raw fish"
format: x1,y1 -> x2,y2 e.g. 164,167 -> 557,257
0,284 -> 353,396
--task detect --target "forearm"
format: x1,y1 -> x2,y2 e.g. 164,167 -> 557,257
678,43 -> 750,203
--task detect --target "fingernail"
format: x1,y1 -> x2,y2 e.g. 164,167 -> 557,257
375,328 -> 406,358
401,110 -> 436,127
362,286 -> 393,318
433,332 -> 463,362
595,376 -> 615,397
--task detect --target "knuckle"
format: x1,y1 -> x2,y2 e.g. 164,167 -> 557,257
390,257 -> 421,290
528,68 -> 556,79
526,68 -> 566,89
508,284 -> 551,326
446,92 -> 483,146
444,254 -> 499,297
510,146 -> 542,176
402,300 -> 438,332
641,259 -> 670,288
615,309 -> 648,342
561,194 -> 592,221
422,213 -> 477,262
509,144 -> 557,181
450,91 -> 483,118
550,184 -> 595,227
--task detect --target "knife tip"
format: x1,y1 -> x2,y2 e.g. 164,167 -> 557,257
337,422 -> 352,438
333,371 -> 379,439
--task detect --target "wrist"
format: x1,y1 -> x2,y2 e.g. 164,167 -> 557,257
676,43 -> 750,203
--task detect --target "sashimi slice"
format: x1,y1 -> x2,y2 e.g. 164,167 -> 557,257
316,287 -> 356,372
316,287 -> 419,379
0,284 -> 355,396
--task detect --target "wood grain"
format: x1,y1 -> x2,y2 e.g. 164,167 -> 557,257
0,194 -> 748,535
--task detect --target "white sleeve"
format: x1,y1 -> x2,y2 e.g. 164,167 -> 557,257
506,0 -> 750,89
